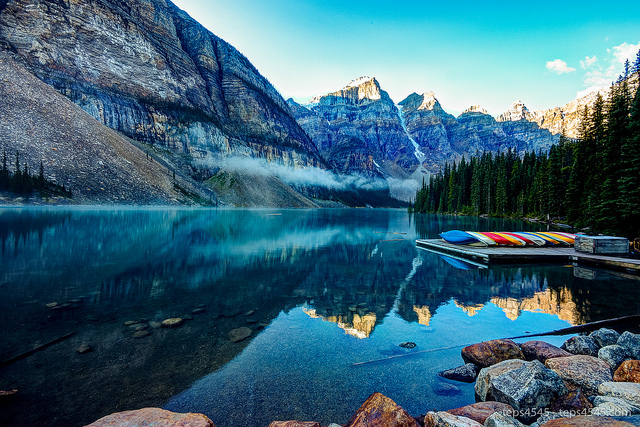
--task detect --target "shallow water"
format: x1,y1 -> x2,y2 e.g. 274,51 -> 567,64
0,208 -> 638,426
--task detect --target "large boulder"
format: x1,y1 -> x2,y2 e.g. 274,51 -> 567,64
618,332 -> 640,360
85,408 -> 215,427
521,341 -> 572,363
599,345 -> 631,370
591,396 -> 640,417
438,363 -> 480,383
540,415 -> 637,426
591,328 -> 622,348
561,335 -> 600,357
423,411 -> 482,427
546,355 -> 613,396
344,392 -> 418,427
549,388 -> 593,413
475,359 -> 528,401
446,401 -> 514,424
615,361 -> 640,383
461,339 -> 525,368
486,360 -> 567,423
598,382 -> 640,406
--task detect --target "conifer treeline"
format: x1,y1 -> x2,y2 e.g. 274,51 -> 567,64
0,150 -> 72,198
412,53 -> 640,237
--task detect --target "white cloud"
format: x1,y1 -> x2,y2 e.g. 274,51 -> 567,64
546,59 -> 576,74
580,56 -> 597,69
577,41 -> 640,98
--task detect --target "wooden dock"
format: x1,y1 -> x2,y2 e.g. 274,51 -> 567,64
416,239 -> 640,274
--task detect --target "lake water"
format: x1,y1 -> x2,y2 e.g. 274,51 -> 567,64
1,207 -> 639,426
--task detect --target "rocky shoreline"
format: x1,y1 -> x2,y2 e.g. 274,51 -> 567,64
86,328 -> 640,426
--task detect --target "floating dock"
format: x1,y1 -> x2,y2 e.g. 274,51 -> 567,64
416,239 -> 640,274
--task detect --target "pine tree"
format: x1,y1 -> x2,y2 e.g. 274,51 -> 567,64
618,85 -> 640,236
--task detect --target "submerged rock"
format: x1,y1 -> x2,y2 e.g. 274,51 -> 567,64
546,355 -> 613,396
161,318 -> 184,328
399,342 -> 416,349
344,392 -> 418,427
76,344 -> 93,354
432,382 -> 461,396
85,407 -> 214,426
132,330 -> 151,339
461,339 -> 525,368
227,327 -> 252,343
561,335 -> 600,357
438,363 -> 479,383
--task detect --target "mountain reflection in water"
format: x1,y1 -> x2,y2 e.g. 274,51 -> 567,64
0,208 -> 639,427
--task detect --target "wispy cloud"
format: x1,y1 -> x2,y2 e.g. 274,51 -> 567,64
576,41 -> 640,98
546,59 -> 576,74
580,56 -> 597,69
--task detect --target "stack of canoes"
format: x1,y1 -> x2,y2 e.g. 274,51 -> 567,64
439,230 -> 576,247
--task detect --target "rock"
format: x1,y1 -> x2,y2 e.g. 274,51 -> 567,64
268,422 -> 320,427
134,324 -> 148,331
540,415 -> 636,426
591,328 -> 622,348
149,321 -> 162,329
46,302 -> 58,308
600,345 -> 630,370
618,332 -> 640,360
432,382 -> 461,396
399,342 -> 416,349
438,363 -> 480,383
546,355 -> 613,396
446,401 -> 514,424
344,392 -> 418,427
123,321 -> 137,326
423,411 -> 482,427
599,382 -> 640,406
132,330 -> 151,338
484,412 -> 526,427
548,388 -> 593,413
85,407 -> 214,426
76,344 -> 93,354
161,318 -> 184,328
592,396 -> 640,416
561,335 -> 600,357
488,359 -> 567,423
529,411 -> 567,427
461,339 -> 525,368
227,327 -> 252,343
192,308 -> 206,315
615,361 -> 640,383
475,359 -> 528,401
521,341 -> 572,363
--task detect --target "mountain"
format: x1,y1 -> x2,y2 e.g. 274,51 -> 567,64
0,0 -> 367,206
290,77 -> 561,187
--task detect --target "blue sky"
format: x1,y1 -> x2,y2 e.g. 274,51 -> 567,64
171,0 -> 640,116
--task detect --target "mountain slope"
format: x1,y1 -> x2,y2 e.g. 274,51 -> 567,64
0,0 -> 331,206
0,50 -> 208,204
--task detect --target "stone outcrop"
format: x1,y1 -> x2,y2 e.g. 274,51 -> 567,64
461,339 -> 525,368
344,392 -> 418,427
85,408 -> 214,427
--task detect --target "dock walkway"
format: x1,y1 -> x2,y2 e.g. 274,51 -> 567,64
416,239 -> 640,274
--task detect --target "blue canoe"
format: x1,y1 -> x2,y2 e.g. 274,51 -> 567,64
439,230 -> 480,245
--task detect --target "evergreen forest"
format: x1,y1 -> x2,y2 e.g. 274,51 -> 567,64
412,52 -> 640,238
0,149 -> 72,199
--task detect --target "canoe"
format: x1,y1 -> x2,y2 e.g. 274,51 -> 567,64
523,232 -> 563,246
506,232 -> 546,247
439,230 -> 480,245
477,231 -> 514,246
466,231 -> 498,246
501,232 -> 538,246
548,231 -> 577,244
541,232 -> 574,245
492,232 -> 526,246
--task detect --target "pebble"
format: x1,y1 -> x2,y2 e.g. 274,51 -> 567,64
76,344 -> 93,354
192,308 -> 206,315
161,318 -> 184,328
132,330 -> 151,338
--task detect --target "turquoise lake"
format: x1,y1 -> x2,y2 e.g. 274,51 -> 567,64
1,208 -> 639,426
